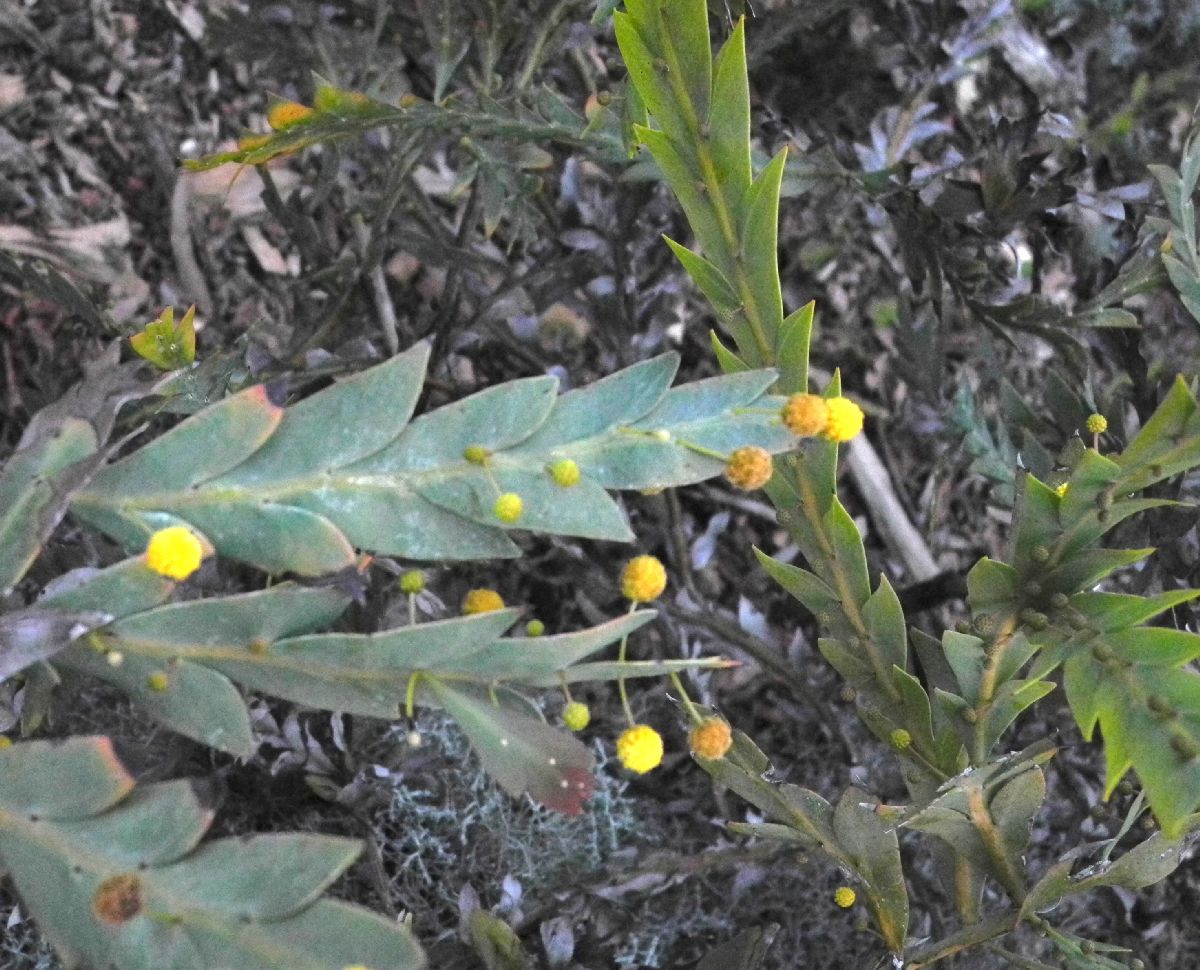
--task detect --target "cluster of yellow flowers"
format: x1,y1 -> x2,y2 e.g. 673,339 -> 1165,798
460,555 -> 737,775
717,392 -> 865,494
782,393 -> 864,443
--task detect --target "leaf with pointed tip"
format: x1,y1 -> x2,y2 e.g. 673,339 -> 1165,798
0,416 -> 98,592
1071,589 -> 1200,632
55,780 -> 213,868
0,736 -> 133,817
223,342 -> 430,483
833,787 -> 908,953
776,301 -> 813,395
892,667 -> 935,752
966,558 -> 1018,612
738,148 -> 787,337
942,631 -> 986,705
664,236 -> 742,315
633,125 -> 729,267
1072,832 -> 1186,893
613,15 -> 687,143
448,611 -> 653,679
753,547 -> 841,617
63,646 -> 256,756
711,330 -> 750,373
536,656 -> 736,686
53,586 -> 348,751
708,18 -> 752,214
38,558 -> 176,619
1061,630 -> 1200,836
424,679 -> 596,814
865,576 -> 907,672
818,637 -> 876,691
990,766 -> 1045,860
0,739 -> 426,970
657,0 -> 711,125
515,354 -> 676,452
86,385 -> 283,498
981,678 -> 1055,749
1118,376 -> 1200,490
1010,474 -> 1062,564
825,498 -> 871,608
1042,548 -> 1154,593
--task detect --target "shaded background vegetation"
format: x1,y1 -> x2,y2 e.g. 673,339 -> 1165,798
2,0 -> 1200,966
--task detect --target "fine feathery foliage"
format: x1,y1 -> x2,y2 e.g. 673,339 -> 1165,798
0,736 -> 426,970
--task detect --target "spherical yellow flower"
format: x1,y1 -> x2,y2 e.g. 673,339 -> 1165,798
1054,482 -> 1069,497
267,101 -> 314,130
399,570 -> 425,594
781,393 -> 829,436
563,701 -> 590,732
146,671 -> 170,692
0,736 -> 12,750
525,619 -> 545,637
689,718 -> 733,760
889,728 -> 912,750
617,724 -> 663,774
824,397 -> 865,443
463,444 -> 490,465
834,886 -> 857,908
1086,413 -> 1108,435
621,555 -> 667,602
548,458 -> 582,487
724,446 -> 774,491
144,526 -> 204,581
493,492 -> 523,524
463,588 -> 505,614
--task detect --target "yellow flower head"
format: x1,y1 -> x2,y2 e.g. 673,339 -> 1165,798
1086,413 -> 1108,435
463,588 -> 505,614
493,492 -> 523,524
463,444 -> 490,465
146,671 -> 170,692
563,701 -> 590,732
617,724 -> 663,774
834,886 -> 857,908
0,736 -> 12,750
621,555 -> 667,603
781,393 -> 829,436
724,446 -> 774,491
399,570 -> 425,594
144,526 -> 204,581
267,101 -> 314,130
525,619 -> 545,637
889,728 -> 912,750
548,458 -> 582,487
689,718 -> 733,760
824,397 -> 865,443
1054,482 -> 1069,498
